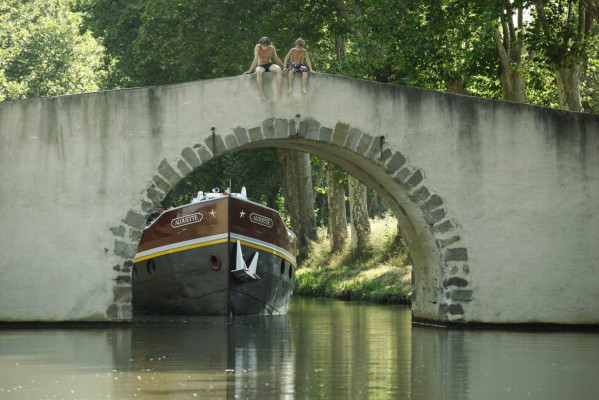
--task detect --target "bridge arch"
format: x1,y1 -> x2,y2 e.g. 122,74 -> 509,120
112,118 -> 472,324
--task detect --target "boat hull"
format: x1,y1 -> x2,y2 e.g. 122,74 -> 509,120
132,196 -> 296,315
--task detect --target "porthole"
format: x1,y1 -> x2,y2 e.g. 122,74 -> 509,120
209,254 -> 222,271
280,260 -> 286,275
146,259 -> 156,275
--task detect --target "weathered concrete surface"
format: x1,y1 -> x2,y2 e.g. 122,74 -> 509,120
0,73 -> 597,324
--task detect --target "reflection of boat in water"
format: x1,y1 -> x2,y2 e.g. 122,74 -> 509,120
132,187 -> 297,315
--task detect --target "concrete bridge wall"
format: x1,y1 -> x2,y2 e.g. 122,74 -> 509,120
0,74 -> 597,325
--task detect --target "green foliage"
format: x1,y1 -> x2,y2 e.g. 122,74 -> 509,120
295,215 -> 412,304
161,147 -> 284,210
0,0 -> 108,100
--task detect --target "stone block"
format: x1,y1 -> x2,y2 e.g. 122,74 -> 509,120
204,134 -> 226,155
223,133 -> 238,150
194,144 -> 213,163
424,195 -> 443,212
436,234 -> 460,248
406,169 -> 423,189
355,133 -> 374,154
141,201 -> 154,212
408,186 -> 431,203
177,159 -> 192,177
157,159 -> 182,186
345,128 -> 363,151
332,122 -> 350,146
146,186 -> 165,203
305,120 -> 321,141
248,126 -> 263,142
443,248 -> 468,262
106,304 -> 118,319
275,119 -> 289,138
124,210 -> 146,229
110,226 -> 125,237
440,303 -> 464,315
153,175 -> 171,193
262,118 -> 276,139
113,286 -> 132,303
181,147 -> 201,169
443,276 -> 469,288
394,166 -> 413,184
233,127 -> 250,145
386,152 -> 406,172
448,289 -> 474,301
114,240 -> 137,258
319,126 -> 333,142
434,220 -> 455,234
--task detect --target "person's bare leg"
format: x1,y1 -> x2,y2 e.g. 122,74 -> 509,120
302,72 -> 308,94
272,65 -> 282,99
288,70 -> 294,93
256,68 -> 266,101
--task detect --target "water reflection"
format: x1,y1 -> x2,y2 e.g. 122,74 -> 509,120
1,298 -> 598,399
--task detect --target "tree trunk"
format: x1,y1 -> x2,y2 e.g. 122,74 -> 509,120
348,175 -> 370,256
327,167 -> 347,252
556,63 -> 583,112
277,149 -> 316,258
444,78 -> 469,95
493,29 -> 527,103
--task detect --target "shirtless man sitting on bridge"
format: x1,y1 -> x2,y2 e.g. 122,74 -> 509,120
283,38 -> 315,94
244,37 -> 284,101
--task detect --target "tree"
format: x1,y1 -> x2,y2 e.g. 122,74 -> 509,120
490,0 -> 528,103
582,0 -> 599,23
348,175 -> 370,256
0,0 -> 107,100
277,149 -> 317,259
528,0 -> 597,111
327,165 -> 347,253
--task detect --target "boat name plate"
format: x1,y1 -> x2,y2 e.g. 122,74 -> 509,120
249,213 -> 273,228
171,212 -> 204,228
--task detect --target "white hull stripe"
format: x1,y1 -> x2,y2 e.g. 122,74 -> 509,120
230,233 -> 296,267
134,233 -> 229,262
134,232 -> 296,266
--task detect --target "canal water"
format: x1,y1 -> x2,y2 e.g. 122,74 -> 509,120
1,297 -> 598,399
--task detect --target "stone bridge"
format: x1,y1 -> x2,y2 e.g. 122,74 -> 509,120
1,73 -> 597,326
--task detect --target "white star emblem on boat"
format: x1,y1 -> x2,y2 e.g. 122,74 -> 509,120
240,210 -> 246,218
209,209 -> 216,218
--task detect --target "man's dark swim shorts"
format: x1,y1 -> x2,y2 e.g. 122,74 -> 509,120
258,63 -> 273,72
287,62 -> 308,72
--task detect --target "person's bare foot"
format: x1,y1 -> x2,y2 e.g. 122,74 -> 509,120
302,88 -> 308,94
260,95 -> 266,101
277,93 -> 282,99
287,89 -> 292,94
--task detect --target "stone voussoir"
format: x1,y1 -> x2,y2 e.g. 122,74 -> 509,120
194,143 -> 214,163
248,126 -> 264,142
157,159 -> 183,186
233,127 -> 250,145
181,147 -> 202,169
223,133 -> 239,151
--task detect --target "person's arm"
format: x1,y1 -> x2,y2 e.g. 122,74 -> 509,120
283,49 -> 292,70
304,50 -> 315,72
244,45 -> 260,74
272,47 -> 284,68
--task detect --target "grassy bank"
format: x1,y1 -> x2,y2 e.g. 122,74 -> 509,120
295,215 -> 413,305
